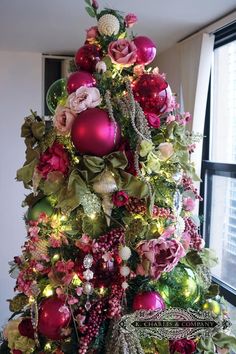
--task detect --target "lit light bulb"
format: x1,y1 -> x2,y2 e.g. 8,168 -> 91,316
89,212 -> 97,220
43,284 -> 54,297
44,342 -> 52,350
99,286 -> 105,296
52,254 -> 60,262
72,274 -> 82,286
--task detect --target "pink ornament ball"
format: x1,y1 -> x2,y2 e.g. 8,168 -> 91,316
71,108 -> 121,157
67,70 -> 96,94
133,73 -> 169,116
75,44 -> 101,73
133,36 -> 157,65
38,297 -> 71,340
132,291 -> 165,311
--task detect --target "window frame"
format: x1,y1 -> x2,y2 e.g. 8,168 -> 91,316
200,21 -> 236,307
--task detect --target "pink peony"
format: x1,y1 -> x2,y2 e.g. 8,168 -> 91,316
170,339 -> 196,354
37,142 -> 70,179
108,39 -> 137,67
86,26 -> 99,41
183,197 -> 195,212
53,105 -> 76,135
125,13 -> 138,28
112,191 -> 129,207
136,237 -> 185,279
68,86 -> 101,113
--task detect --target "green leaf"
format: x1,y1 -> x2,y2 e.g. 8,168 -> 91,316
200,248 -> 218,268
84,0 -> 91,5
16,158 -> 37,184
206,284 -> 219,297
197,337 -> 215,354
186,250 -> 203,267
82,214 -> 107,238
41,171 -> 64,195
213,332 -> 236,351
85,6 -> 96,17
155,339 -> 170,354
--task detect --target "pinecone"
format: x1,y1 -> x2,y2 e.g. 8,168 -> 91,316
126,197 -> 146,215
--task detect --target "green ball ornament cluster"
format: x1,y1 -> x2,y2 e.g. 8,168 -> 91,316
202,299 -> 221,316
155,263 -> 201,308
27,197 -> 54,221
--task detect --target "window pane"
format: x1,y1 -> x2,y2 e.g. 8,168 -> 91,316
209,175 -> 236,289
210,40 -> 236,163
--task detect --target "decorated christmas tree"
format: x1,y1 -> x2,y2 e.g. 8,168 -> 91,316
1,1 -> 236,354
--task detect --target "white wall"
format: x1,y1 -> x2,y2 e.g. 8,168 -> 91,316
0,51 -> 42,328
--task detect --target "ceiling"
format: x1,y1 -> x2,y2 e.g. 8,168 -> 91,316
0,0 -> 235,55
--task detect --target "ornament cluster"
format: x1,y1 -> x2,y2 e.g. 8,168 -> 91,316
1,1 -> 235,354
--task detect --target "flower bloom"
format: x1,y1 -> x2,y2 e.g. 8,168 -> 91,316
112,191 -> 129,207
169,339 -> 196,354
86,26 -> 99,41
183,197 -> 195,212
108,39 -> 137,67
124,13 -> 138,28
53,105 -> 76,135
68,86 -> 101,113
146,112 -> 161,129
37,142 -> 70,179
158,142 -> 174,159
136,237 -> 185,279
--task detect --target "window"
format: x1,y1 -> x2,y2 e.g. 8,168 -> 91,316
201,22 -> 236,308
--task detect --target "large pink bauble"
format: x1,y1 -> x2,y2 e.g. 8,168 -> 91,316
133,36 -> 157,65
132,291 -> 165,311
75,44 -> 101,72
38,297 -> 71,340
133,73 -> 169,115
71,108 -> 121,157
67,70 -> 96,94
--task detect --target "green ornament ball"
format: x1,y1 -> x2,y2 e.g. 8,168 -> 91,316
155,263 -> 201,308
27,197 -> 54,221
202,299 -> 221,315
46,78 -> 67,115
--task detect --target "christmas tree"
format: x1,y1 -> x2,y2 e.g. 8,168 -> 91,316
1,1 -> 236,353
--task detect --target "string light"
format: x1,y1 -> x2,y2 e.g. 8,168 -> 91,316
52,254 -> 60,262
43,284 -> 54,297
44,342 -> 52,351
72,274 -> 82,286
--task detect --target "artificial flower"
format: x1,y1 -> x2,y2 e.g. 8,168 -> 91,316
4,318 -> 35,354
183,197 -> 195,212
53,105 -> 76,135
124,13 -> 138,28
37,142 -> 70,179
96,60 -> 107,73
112,191 -> 129,207
146,112 -> 161,129
139,140 -> 154,157
136,237 -> 185,279
158,142 -> 174,159
133,64 -> 145,77
86,26 -> 99,41
108,39 -> 137,67
169,339 -> 196,354
68,86 -> 101,113
146,152 -> 160,174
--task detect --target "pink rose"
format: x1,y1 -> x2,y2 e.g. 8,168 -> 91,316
108,39 -> 137,67
145,112 -> 161,129
68,86 -> 101,113
86,26 -> 99,41
183,197 -> 195,212
37,142 -> 70,179
112,191 -> 129,207
53,105 -> 76,135
136,238 -> 185,279
125,13 -> 138,28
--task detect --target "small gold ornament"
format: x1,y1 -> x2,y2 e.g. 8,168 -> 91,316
93,170 -> 117,226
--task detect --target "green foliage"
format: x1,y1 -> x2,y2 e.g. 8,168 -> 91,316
200,248 -> 218,268
82,214 -> 107,238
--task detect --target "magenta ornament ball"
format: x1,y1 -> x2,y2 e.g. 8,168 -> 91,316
133,73 -> 169,116
71,108 -> 121,157
67,70 -> 96,94
38,297 -> 71,340
132,291 -> 165,311
75,44 -> 101,72
133,36 -> 157,65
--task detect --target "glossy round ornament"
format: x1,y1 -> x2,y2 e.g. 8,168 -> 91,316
132,291 -> 165,311
27,197 -> 54,221
133,36 -> 157,65
71,108 -> 121,156
67,70 -> 96,94
133,73 -> 169,116
156,264 -> 201,308
202,299 -> 221,316
38,297 -> 71,340
75,44 -> 101,73
46,78 -> 67,115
